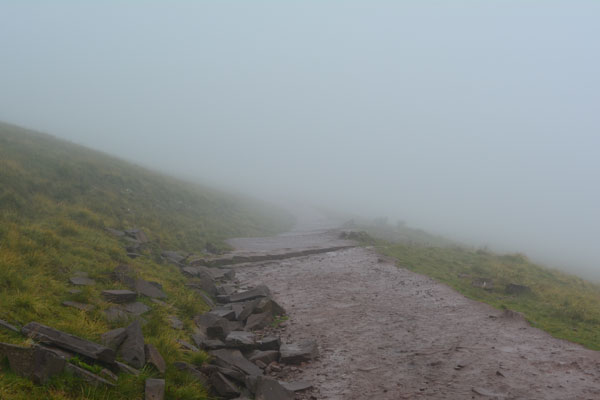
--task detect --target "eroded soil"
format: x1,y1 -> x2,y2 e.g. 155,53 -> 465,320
233,231 -> 600,399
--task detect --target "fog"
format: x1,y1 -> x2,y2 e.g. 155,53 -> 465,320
1,2 -> 599,277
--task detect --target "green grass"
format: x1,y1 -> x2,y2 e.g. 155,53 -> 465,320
378,242 -> 600,350
0,122 -> 293,399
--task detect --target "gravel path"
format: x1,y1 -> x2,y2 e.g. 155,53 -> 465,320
233,231 -> 600,399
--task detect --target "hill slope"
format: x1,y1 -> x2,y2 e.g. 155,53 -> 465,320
0,122 -> 293,399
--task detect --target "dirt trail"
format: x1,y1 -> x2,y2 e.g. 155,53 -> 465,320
231,227 -> 600,399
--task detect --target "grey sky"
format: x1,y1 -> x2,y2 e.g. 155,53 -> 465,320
1,2 -> 599,276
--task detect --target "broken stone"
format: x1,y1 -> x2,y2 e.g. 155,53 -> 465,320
281,380 -> 313,392
217,366 -> 247,382
176,339 -> 200,352
257,336 -> 280,351
104,306 -> 130,323
134,279 -> 167,299
248,350 -> 279,365
98,368 -> 118,382
196,338 -> 226,351
69,276 -> 96,286
145,378 -> 165,400
101,327 -> 127,350
62,301 -> 94,312
255,298 -> 286,317
114,360 -> 140,375
225,331 -> 256,349
65,363 -> 115,387
211,371 -> 241,399
101,289 -> 137,304
123,302 -> 151,316
217,285 -> 237,296
229,285 -> 271,303
0,342 -> 66,384
209,348 -> 263,376
237,299 -> 261,322
173,361 -> 210,385
167,315 -> 184,330
0,318 -> 20,333
145,343 -> 166,374
245,312 -> 273,331
279,340 -> 318,364
210,308 -> 236,321
21,322 -> 115,363
255,376 -> 294,400
195,313 -> 231,340
118,320 -> 145,369
112,264 -> 136,287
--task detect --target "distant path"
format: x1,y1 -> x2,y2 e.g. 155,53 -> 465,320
231,212 -> 600,399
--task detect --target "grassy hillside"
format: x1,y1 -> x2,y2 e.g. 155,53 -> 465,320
0,122 -> 293,399
375,239 -> 600,351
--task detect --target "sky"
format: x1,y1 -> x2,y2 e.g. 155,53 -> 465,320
0,1 -> 599,277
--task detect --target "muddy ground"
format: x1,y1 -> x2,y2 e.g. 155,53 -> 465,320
231,228 -> 600,400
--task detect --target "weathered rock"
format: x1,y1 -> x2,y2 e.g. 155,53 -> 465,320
218,284 -> 237,296
281,380 -> 313,392
119,320 -> 145,369
196,338 -> 226,351
225,331 -> 256,349
176,339 -> 200,352
104,306 -> 130,323
173,361 -> 210,385
237,299 -> 261,322
101,327 -> 127,350
145,343 -> 166,374
208,268 -> 235,281
229,285 -> 271,303
0,318 -> 20,333
114,360 -> 140,375
210,308 -> 236,321
125,229 -> 148,243
209,348 -> 263,376
257,336 -> 280,351
145,378 -> 165,400
505,283 -> 532,295
255,298 -> 286,317
123,302 -> 151,316
69,276 -> 96,286
248,350 -> 279,365
255,376 -> 294,400
101,289 -> 137,304
62,301 -> 94,312
134,279 -> 167,299
112,264 -> 136,287
217,366 -> 247,382
279,340 -> 318,364
0,342 -> 66,384
98,368 -> 119,382
195,313 -> 231,340
245,312 -> 273,331
211,371 -> 241,399
162,250 -> 187,264
21,322 -> 115,363
167,315 -> 184,330
65,363 -> 116,387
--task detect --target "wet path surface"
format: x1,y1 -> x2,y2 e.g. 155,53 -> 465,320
232,230 -> 600,399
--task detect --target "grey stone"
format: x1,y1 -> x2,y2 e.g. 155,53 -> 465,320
255,298 -> 286,317
257,336 -> 280,351
112,264 -> 136,287
211,371 -> 241,399
0,318 -> 20,333
245,312 -> 273,331
0,342 -> 66,384
225,331 -> 256,349
134,279 -> 167,299
237,299 -> 261,322
167,315 -> 184,330
145,378 -> 165,400
281,380 -> 313,392
196,338 -> 226,351
229,285 -> 271,303
255,376 -> 294,400
69,276 -> 96,286
162,250 -> 187,264
218,284 -> 237,296
280,340 -> 318,364
173,361 -> 210,385
118,320 -> 145,369
98,368 -> 119,382
209,348 -> 263,376
115,360 -> 140,375
101,327 -> 127,350
62,301 -> 94,312
21,322 -> 115,363
176,339 -> 200,352
210,308 -> 236,321
123,302 -> 151,316
104,306 -> 130,323
65,363 -> 115,387
472,278 -> 494,290
248,350 -> 279,365
145,343 -> 166,374
101,289 -> 137,304
195,313 -> 231,340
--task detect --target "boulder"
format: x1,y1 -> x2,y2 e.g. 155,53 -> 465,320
196,338 -> 226,351
21,322 -> 115,363
118,320 -> 145,369
225,331 -> 256,349
101,289 -> 137,304
134,279 -> 167,299
145,378 -> 165,400
62,301 -> 94,312
64,363 -> 115,387
195,313 -> 231,340
209,348 -> 263,376
101,327 -> 127,350
123,302 -> 151,316
255,376 -> 294,400
237,299 -> 261,322
186,279 -> 218,297
245,312 -> 273,331
145,343 -> 166,374
211,371 -> 241,399
69,276 -> 96,286
209,308 -> 236,321
279,340 -> 318,364
248,350 -> 279,365
0,342 -> 66,384
229,285 -> 271,303
173,361 -> 210,385
167,315 -> 184,330
257,336 -> 280,351
162,250 -> 187,264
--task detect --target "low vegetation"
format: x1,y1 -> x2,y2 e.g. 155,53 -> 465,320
0,122 -> 293,399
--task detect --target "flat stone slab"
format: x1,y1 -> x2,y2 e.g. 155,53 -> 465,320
69,276 -> 96,286
65,363 -> 115,387
0,318 -> 20,333
279,340 -> 318,364
211,371 -> 241,398
145,378 -> 165,400
134,279 -> 167,299
177,339 -> 200,352
209,348 -> 263,376
145,343 -> 166,374
101,289 -> 137,304
123,302 -> 151,316
225,331 -> 256,349
101,328 -> 127,350
245,311 -> 273,331
21,322 -> 115,363
228,285 -> 271,303
257,336 -> 280,351
281,380 -> 313,392
0,342 -> 66,384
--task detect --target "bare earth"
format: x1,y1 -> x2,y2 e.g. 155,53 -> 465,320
232,229 -> 600,399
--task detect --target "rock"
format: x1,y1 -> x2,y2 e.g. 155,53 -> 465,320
248,350 -> 279,365
176,339 -> 200,352
245,312 -> 273,331
472,278 -> 494,290
217,366 -> 247,382
195,313 -> 231,340
119,320 -> 145,369
281,380 -> 313,392
115,360 -> 140,375
145,343 -> 166,374
62,301 -> 94,312
104,306 -> 130,323
0,318 -> 20,333
186,273 -> 218,296
98,368 -> 119,382
69,276 -> 96,286
101,327 -> 127,350
209,348 -> 263,376
112,264 -> 136,287
218,284 -> 237,296
0,342 -> 66,384
173,361 -> 210,385
123,302 -> 151,316
134,279 -> 167,299
255,376 -> 294,400
125,229 -> 148,243
65,363 -> 116,387
210,308 -> 236,321
257,336 -> 280,351
199,292 -> 216,308
505,283 -> 532,295
211,371 -> 241,399
225,331 -> 256,349
255,298 -> 286,317
162,250 -> 187,264
167,315 -> 184,330
101,289 -> 137,304
279,340 -> 318,364
196,338 -> 226,351
145,378 -> 165,400
229,285 -> 271,303
21,322 -> 115,363
237,299 -> 261,322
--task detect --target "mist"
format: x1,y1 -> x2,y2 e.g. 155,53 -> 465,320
1,2 -> 599,278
